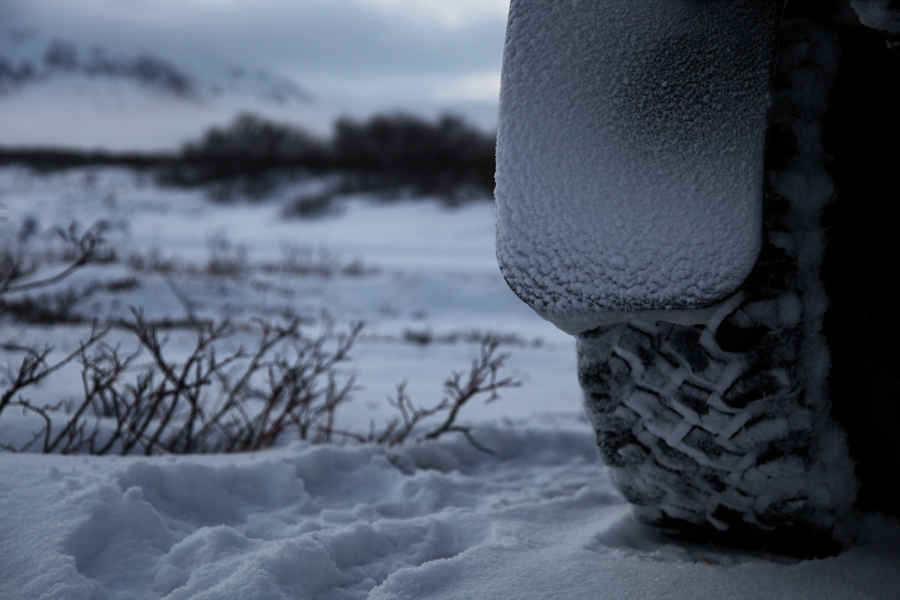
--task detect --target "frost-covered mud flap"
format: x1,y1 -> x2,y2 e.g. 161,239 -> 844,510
496,0 -> 783,333
496,0 -> 869,558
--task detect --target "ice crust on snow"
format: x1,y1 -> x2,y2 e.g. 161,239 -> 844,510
495,0 -> 782,334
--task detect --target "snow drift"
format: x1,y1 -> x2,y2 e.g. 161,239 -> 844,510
3,421 -> 900,600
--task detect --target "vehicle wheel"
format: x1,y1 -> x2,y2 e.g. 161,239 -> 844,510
574,7 -> 879,559
577,292 -> 855,558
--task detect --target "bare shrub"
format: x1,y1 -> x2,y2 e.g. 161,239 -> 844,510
1,318 -> 519,456
125,248 -> 178,275
333,113 -> 495,192
109,313 -> 361,454
123,244 -> 374,281
403,329 -> 434,346
393,328 -> 536,348
1,278 -> 139,325
183,113 -> 325,165
281,192 -> 339,220
3,111 -> 496,202
162,112 -> 328,195
1,223 -> 112,297
0,314 -> 362,454
366,338 -> 520,453
1,223 -> 115,322
272,245 -> 341,277
0,325 -> 110,453
161,111 -> 496,202
204,234 -> 249,278
0,222 -> 520,456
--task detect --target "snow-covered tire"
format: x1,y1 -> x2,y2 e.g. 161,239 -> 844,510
577,289 -> 854,557
574,8 -> 877,558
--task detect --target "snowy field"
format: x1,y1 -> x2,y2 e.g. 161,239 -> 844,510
1,167 -> 899,599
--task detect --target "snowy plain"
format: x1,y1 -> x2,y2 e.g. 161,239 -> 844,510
1,168 -> 899,599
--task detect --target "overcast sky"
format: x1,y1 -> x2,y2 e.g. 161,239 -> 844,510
0,0 -> 509,149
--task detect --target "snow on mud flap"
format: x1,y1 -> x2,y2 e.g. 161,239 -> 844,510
495,0 -> 866,557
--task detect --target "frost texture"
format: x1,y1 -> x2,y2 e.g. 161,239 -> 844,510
495,0 -> 783,334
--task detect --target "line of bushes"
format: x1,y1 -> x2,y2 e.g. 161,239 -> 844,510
0,112 -> 497,200
0,226 -> 520,455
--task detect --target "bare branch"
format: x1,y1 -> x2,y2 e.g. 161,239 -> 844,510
421,337 -> 521,450
1,274 -> 519,458
1,224 -> 111,295
0,324 -> 108,415
373,336 -> 521,453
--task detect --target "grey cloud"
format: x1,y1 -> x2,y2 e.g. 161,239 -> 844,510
0,1 -> 505,149
4,1 -> 505,80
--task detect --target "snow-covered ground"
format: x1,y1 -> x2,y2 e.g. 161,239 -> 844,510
1,168 -> 899,599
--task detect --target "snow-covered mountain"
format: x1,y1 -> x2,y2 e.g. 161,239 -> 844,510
0,0 -> 506,150
0,37 -> 310,104
0,31 -> 323,150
